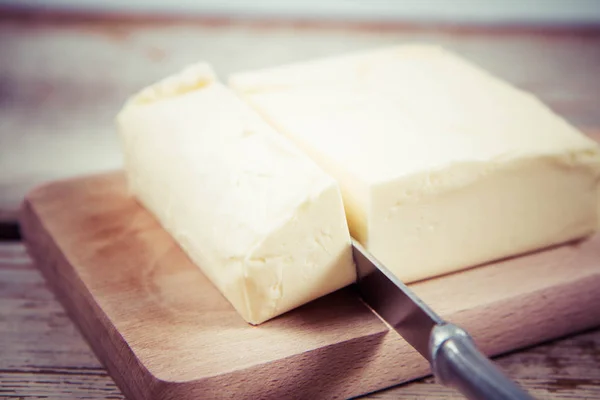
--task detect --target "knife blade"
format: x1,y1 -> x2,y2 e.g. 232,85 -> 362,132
352,239 -> 534,400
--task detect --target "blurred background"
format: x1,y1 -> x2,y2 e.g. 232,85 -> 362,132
3,0 -> 600,24
1,0 -> 600,231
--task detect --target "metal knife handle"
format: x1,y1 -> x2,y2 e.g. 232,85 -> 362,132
430,324 -> 534,400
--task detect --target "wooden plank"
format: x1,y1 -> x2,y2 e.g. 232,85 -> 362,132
18,172 -> 600,399
1,20 -> 600,223
0,243 -> 123,399
2,243 -> 600,399
0,372 -> 124,400
0,244 -> 102,371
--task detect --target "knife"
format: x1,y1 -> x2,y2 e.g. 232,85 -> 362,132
352,239 -> 534,400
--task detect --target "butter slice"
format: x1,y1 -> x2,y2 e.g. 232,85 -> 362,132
230,45 -> 600,283
116,63 -> 355,324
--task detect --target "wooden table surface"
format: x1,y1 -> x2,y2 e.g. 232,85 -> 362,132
1,12 -> 600,399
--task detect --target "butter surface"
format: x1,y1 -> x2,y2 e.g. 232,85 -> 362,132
230,46 -> 600,282
117,63 -> 355,324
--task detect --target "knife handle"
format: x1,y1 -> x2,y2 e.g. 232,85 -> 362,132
429,323 -> 534,400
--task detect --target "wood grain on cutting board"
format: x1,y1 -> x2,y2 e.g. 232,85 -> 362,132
20,170 -> 600,400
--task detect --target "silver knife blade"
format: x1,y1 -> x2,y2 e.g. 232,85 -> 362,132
352,239 -> 444,360
352,239 -> 534,399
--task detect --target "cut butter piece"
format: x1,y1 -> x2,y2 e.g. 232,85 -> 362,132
230,45 -> 600,283
116,63 -> 355,324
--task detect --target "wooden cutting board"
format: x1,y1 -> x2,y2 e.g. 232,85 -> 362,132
20,172 -> 600,400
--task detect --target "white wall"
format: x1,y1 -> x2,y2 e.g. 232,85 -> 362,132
3,0 -> 600,24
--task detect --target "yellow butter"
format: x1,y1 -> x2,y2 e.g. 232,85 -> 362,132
117,63 -> 355,324
230,46 -> 600,282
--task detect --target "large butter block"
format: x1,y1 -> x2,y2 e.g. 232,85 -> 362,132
230,45 -> 600,283
116,64 -> 355,324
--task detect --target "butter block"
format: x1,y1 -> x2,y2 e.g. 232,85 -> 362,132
230,45 -> 600,283
116,63 -> 355,324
